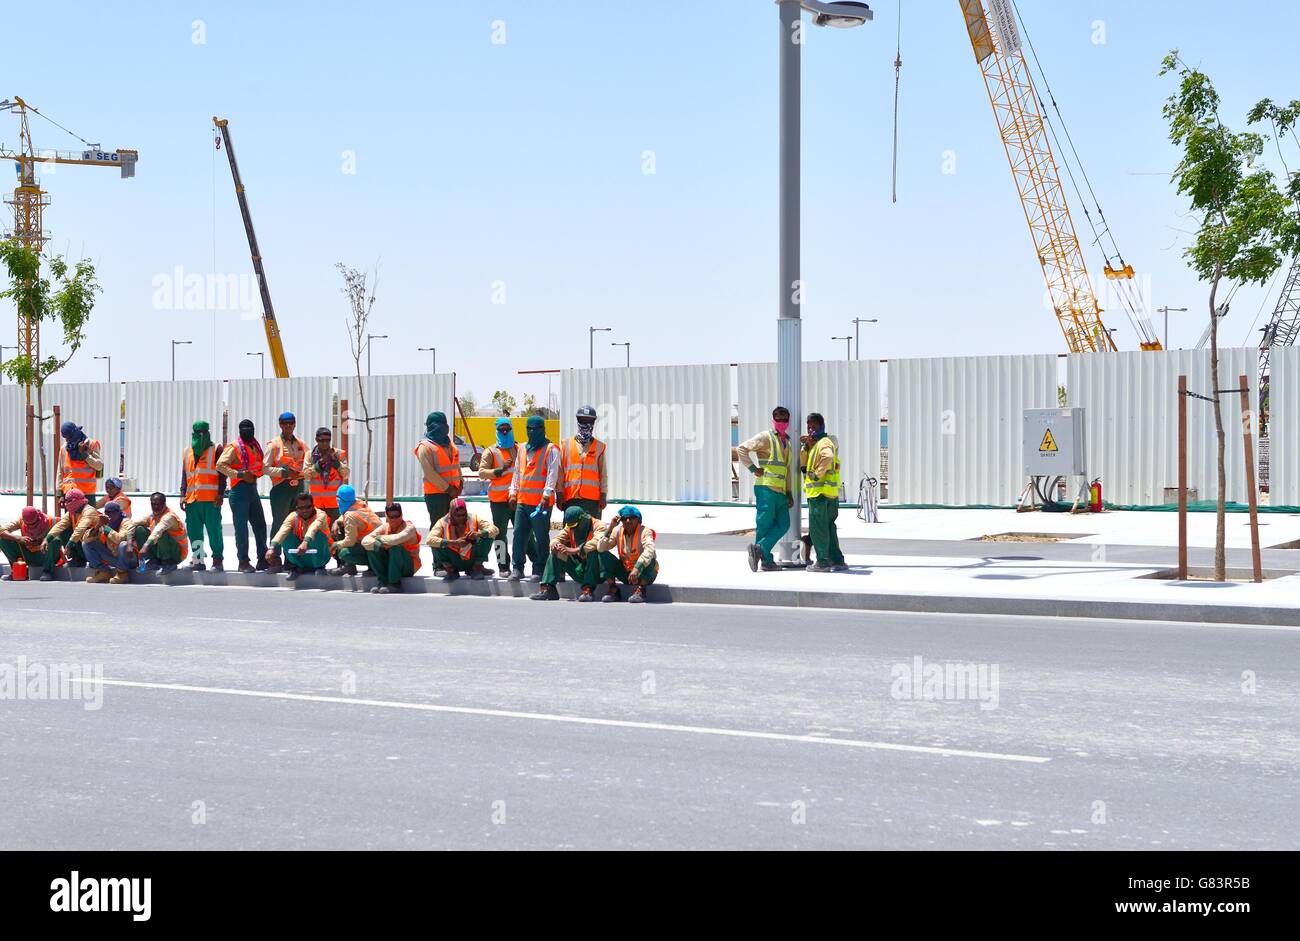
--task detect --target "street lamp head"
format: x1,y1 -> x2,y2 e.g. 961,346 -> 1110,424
799,0 -> 872,28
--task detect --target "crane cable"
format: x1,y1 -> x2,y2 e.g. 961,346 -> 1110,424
890,0 -> 902,204
27,103 -> 96,148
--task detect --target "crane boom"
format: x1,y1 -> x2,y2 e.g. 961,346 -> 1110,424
1259,256 -> 1300,385
212,116 -> 290,379
958,0 -> 1116,353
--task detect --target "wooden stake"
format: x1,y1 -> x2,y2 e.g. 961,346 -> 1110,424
1239,374 -> 1263,583
1178,375 -> 1188,581
385,397 -> 396,506
339,398 -> 349,457
52,404 -> 61,511
26,403 -> 35,506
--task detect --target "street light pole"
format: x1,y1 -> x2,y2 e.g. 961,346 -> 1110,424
589,326 -> 611,368
171,340 -> 191,381
93,355 -> 111,383
2,344 -> 19,384
366,334 -> 388,376
418,347 -> 437,374
612,341 -> 631,367
832,336 -> 852,361
1156,306 -> 1188,350
851,317 -> 878,360
246,351 -> 265,378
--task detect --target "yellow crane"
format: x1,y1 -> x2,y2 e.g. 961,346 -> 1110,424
212,116 -> 290,378
958,1 -> 1162,352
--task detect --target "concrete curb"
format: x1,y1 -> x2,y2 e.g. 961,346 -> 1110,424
8,564 -> 1299,626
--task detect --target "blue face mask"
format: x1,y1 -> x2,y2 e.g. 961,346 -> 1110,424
496,424 -> 515,449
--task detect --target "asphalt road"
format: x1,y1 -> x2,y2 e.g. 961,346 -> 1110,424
1,582 -> 1297,850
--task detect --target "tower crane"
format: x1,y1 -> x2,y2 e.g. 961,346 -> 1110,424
213,116 -> 290,378
957,1 -> 1162,353
1258,255 -> 1300,405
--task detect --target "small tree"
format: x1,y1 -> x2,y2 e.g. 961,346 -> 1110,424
337,262 -> 379,500
522,393 -> 538,414
0,240 -> 101,510
491,390 -> 517,416
458,391 -> 478,417
1160,53 -> 1300,580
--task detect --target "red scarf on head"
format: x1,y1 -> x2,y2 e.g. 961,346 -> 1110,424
20,508 -> 50,541
237,435 -> 263,470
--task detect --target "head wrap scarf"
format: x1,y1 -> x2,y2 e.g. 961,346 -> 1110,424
525,415 -> 548,453
20,506 -> 50,541
63,488 -> 87,513
61,421 -> 88,459
191,421 -> 213,459
311,427 -> 338,476
495,419 -> 515,450
105,476 -> 123,493
424,411 -> 451,447
618,505 -> 642,521
576,410 -> 596,446
336,484 -> 356,515
103,500 -> 125,530
236,418 -> 263,469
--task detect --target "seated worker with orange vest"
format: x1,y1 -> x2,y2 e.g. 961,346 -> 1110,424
0,507 -> 55,579
362,503 -> 422,594
560,405 -> 608,518
95,477 -> 131,519
508,416 -> 562,583
56,422 -> 103,566
181,421 -> 227,571
593,505 -> 658,604
329,484 -> 382,576
266,492 -> 331,581
41,488 -> 102,581
530,506 -> 608,602
414,411 -> 462,530
476,417 -> 523,575
80,500 -> 140,584
303,426 -> 349,525
136,492 -> 189,573
217,418 -> 271,572
425,497 -> 497,580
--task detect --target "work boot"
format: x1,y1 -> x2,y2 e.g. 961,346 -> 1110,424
760,561 -> 782,572
144,559 -> 162,572
831,563 -> 849,572
530,584 -> 560,601
330,563 -> 357,577
629,587 -> 647,604
602,582 -> 622,603
498,565 -> 510,577
469,564 -> 491,580
808,562 -> 834,573
211,559 -> 225,573
160,563 -> 178,574
86,569 -> 111,584
284,568 -> 301,581
508,569 -> 523,583
39,571 -> 55,582
442,565 -> 460,581
378,583 -> 402,595
188,560 -> 207,572
237,561 -> 256,574
747,543 -> 761,573
369,584 -> 383,594
577,586 -> 595,603
68,557 -> 86,569
109,571 -> 131,585
255,558 -> 270,572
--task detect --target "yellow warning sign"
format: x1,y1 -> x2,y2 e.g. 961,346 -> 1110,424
1039,429 -> 1058,453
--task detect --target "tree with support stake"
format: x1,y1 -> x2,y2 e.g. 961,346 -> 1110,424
1161,53 -> 1300,581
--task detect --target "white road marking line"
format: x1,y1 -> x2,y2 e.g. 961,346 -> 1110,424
183,616 -> 280,625
15,608 -> 107,616
578,638 -> 708,649
78,678 -> 1050,764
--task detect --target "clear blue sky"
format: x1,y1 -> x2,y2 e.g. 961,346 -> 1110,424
5,0 -> 1298,405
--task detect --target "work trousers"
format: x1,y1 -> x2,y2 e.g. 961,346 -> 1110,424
1,538 -> 46,569
227,482 -> 268,563
269,480 -> 303,537
595,553 -> 659,587
807,495 -> 845,566
185,501 -> 224,561
540,551 -> 601,588
512,502 -> 552,577
754,484 -> 791,564
488,499 -> 517,571
425,492 -> 453,530
279,530 -> 330,571
365,544 -> 416,586
432,538 -> 493,572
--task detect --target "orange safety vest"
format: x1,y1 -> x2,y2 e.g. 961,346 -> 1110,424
102,493 -> 132,518
148,511 -> 189,559
445,516 -> 481,560
294,511 -> 333,546
341,504 -> 382,542
381,522 -> 422,574
517,443 -> 558,508
308,448 -> 347,510
269,435 -> 306,484
184,446 -> 221,504
486,445 -> 515,503
60,439 -> 101,494
618,526 -> 655,573
228,440 -> 265,480
562,437 -> 605,503
414,440 -> 462,495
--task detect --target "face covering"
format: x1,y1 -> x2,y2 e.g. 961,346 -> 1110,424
103,502 -> 125,530
576,420 -> 595,445
425,411 -> 451,447
496,422 -> 515,450
312,429 -> 337,474
336,485 -> 356,516
237,419 -> 263,466
61,422 -> 87,457
773,419 -> 790,438
191,421 -> 213,458
20,506 -> 48,540
64,489 -> 87,514
525,417 -> 548,453
809,425 -> 827,441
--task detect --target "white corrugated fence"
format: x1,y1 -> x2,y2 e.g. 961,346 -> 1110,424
1269,346 -> 1299,507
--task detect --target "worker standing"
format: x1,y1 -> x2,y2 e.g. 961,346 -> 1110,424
0,507 -> 54,579
264,412 -> 307,557
218,418 -> 270,572
414,411 -> 462,529
136,492 -> 189,573
41,489 -> 103,582
476,417 -> 521,575
95,477 -> 132,519
560,405 -> 607,518
304,427 -> 349,524
800,412 -> 847,572
265,492 -> 331,581
425,497 -> 497,580
58,422 -> 103,510
593,505 -> 658,603
508,415 -> 561,582
329,484 -> 381,576
362,503 -> 422,594
180,421 -> 226,571
530,506 -> 608,602
737,405 -> 796,572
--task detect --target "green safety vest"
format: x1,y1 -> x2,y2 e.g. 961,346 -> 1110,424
803,436 -> 840,499
755,431 -> 789,492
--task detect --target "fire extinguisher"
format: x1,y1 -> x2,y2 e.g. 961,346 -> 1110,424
1089,478 -> 1103,513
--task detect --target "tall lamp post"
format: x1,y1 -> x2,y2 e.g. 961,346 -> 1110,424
171,340 -> 192,381
851,317 -> 878,360
246,351 -> 265,378
588,326 -> 611,368
1156,306 -> 1187,350
776,0 -> 872,560
832,336 -> 852,361
611,341 -> 631,367
93,355 -> 111,382
418,346 -> 437,374
366,334 -> 388,376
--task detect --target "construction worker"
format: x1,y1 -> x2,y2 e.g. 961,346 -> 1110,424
181,420 -> 226,571
560,405 -> 607,518
304,426 -> 349,524
737,405 -> 795,572
362,503 -> 422,594
476,417 -> 521,575
800,412 -> 847,572
42,489 -> 103,582
58,421 -> 103,510
594,505 -> 657,603
218,418 -> 270,573
414,410 -> 462,529
508,415 -> 561,582
266,492 -> 331,580
530,505 -> 608,602
264,412 -> 307,557
95,477 -> 132,519
329,484 -> 381,576
81,500 -> 139,584
136,491 -> 189,573
0,506 -> 54,579
425,497 -> 497,580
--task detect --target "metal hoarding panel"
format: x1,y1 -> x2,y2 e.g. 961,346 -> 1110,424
226,376 -> 335,497
42,382 -> 122,495
1266,347 -> 1298,506
347,373 -> 456,501
560,365 -> 731,503
0,383 -> 26,491
122,380 -> 224,495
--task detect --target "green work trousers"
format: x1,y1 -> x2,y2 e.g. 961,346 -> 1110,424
1,538 -> 46,569
595,553 -> 658,587
279,529 -> 330,571
512,502 -> 552,577
564,497 -> 602,519
808,495 -> 844,566
185,501 -> 224,561
228,481 -> 268,563
754,484 -> 791,565
138,526 -> 186,565
336,545 -> 371,570
269,480 -> 303,537
489,500 -> 516,571
366,544 -> 416,586
540,551 -> 601,588
433,538 -> 493,572
425,492 -> 453,530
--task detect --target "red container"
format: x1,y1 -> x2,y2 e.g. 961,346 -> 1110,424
11,559 -> 28,581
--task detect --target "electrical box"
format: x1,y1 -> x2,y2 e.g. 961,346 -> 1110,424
1023,408 -> 1087,476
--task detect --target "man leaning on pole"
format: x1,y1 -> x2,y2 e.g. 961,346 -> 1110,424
737,405 -> 796,572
